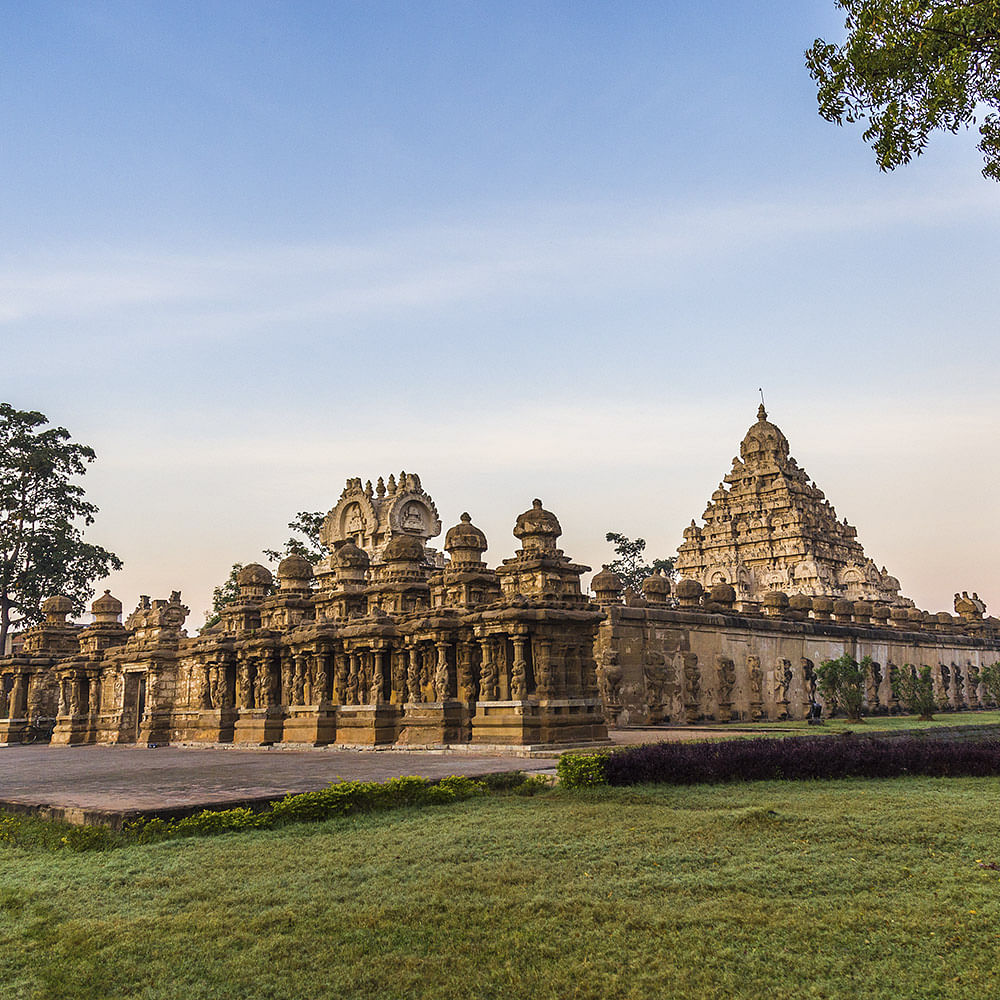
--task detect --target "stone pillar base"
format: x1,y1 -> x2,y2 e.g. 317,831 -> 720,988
0,718 -> 27,744
233,708 -> 285,746
282,705 -> 337,746
337,704 -> 403,746
174,708 -> 238,743
472,698 -> 607,746
137,710 -> 173,747
395,701 -> 467,745
50,714 -> 94,745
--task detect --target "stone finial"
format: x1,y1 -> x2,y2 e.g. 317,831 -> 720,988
709,583 -> 736,609
236,563 -> 273,599
91,589 -> 123,624
42,595 -> 73,624
513,499 -> 562,552
444,512 -> 488,563
674,578 -> 703,607
591,565 -> 624,606
757,402 -> 767,421
376,476 -> 386,498
641,570 -> 671,605
762,591 -> 789,617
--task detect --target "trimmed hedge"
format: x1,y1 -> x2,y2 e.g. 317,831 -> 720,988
603,735 -> 1000,786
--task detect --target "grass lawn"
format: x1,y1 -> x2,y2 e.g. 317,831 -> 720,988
2,777 -> 999,1000
726,709 -> 1000,738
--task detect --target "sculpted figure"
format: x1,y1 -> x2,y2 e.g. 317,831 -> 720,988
314,664 -> 328,705
510,656 -> 527,701
480,646 -> 498,701
391,652 -> 407,703
346,659 -> 359,705
597,650 -> 623,706
197,666 -> 212,709
434,655 -> 450,702
457,645 -> 476,701
236,661 -> 250,709
407,653 -> 422,704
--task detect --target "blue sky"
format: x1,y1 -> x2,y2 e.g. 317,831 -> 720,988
3,1 -> 998,622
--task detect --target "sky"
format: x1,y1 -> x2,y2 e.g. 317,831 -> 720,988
3,1 -> 999,625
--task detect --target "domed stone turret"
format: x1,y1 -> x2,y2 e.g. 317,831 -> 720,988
762,591 -> 789,617
91,590 -> 122,624
382,534 -> 425,564
513,499 -> 561,552
740,404 -> 790,467
236,563 -> 273,599
675,578 -> 703,607
444,513 -> 487,564
641,570 -> 671,606
591,565 -> 623,606
335,539 -> 370,570
277,554 -> 313,591
42,595 -> 73,623
709,583 -> 736,609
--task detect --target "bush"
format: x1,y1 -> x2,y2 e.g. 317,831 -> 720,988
602,735 -> 1000,786
60,825 -> 117,852
557,752 -> 611,788
893,664 -> 937,720
816,654 -> 870,721
0,815 -> 22,845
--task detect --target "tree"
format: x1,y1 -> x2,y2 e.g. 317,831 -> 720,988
816,653 -> 871,721
202,512 -> 325,631
604,532 -> 675,593
0,403 -> 122,653
892,663 -> 938,720
806,2 -> 1000,179
262,511 -> 326,565
979,660 -> 1000,705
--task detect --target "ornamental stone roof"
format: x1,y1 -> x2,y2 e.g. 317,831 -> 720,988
674,406 -> 907,605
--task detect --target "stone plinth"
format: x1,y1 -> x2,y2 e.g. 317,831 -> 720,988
233,707 -> 285,746
336,704 -> 402,746
396,701 -> 466,745
173,707 -> 238,743
282,705 -> 337,746
137,710 -> 173,747
0,718 -> 28,744
50,714 -> 93,746
471,698 -> 607,746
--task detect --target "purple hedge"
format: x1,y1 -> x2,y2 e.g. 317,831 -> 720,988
604,735 -> 1000,786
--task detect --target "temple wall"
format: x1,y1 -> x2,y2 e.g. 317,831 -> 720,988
597,606 -> 1000,726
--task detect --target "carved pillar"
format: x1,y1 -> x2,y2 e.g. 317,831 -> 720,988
347,652 -> 360,705
334,652 -> 348,705
292,655 -> 307,705
407,645 -> 422,704
0,676 -> 10,718
497,638 -> 510,701
479,638 -> 498,700
236,656 -> 250,709
457,641 -> 475,702
11,673 -> 27,718
390,648 -> 406,704
565,644 -> 582,698
534,638 -> 552,699
58,676 -> 70,715
312,650 -> 329,705
372,647 -> 386,705
511,635 -> 528,701
260,651 -> 278,708
434,642 -> 451,701
280,654 -> 293,706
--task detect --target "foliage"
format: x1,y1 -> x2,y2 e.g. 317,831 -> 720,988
892,663 -> 938,720
807,1 -> 1000,179
602,734 -> 1000,785
816,653 -> 871,721
124,774 -> 488,845
979,661 -> 1000,704
603,532 -> 674,593
557,751 -> 611,788
0,403 -> 122,653
4,779 -> 1000,999
262,510 -> 326,565
202,511 -> 325,629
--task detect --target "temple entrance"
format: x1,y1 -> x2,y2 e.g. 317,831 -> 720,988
122,672 -> 146,742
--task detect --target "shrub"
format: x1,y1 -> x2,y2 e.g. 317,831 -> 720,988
893,664 -> 937,720
980,662 -> 1000,706
514,775 -> 553,796
0,815 -> 22,845
557,751 -> 611,788
602,735 -> 1000,786
60,825 -> 116,852
816,654 -> 870,721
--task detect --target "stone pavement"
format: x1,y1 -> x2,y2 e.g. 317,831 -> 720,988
0,743 -> 567,825
0,726 -> 769,825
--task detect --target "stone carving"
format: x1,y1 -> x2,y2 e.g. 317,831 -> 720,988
747,655 -> 763,720
676,406 -> 906,605
715,656 -> 735,722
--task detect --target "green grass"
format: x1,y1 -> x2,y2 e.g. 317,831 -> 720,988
717,709 -> 1000,738
3,778 -> 1000,999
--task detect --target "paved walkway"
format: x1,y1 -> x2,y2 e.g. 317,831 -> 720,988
0,726 -> 767,825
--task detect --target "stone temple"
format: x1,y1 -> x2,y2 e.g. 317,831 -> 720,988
1,408 -> 999,745
675,405 -> 904,605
